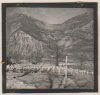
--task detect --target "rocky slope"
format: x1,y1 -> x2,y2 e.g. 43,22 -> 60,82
6,12 -> 94,63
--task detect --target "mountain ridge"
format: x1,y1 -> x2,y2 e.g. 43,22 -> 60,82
6,12 -> 94,63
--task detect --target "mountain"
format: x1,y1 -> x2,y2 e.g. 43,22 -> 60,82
6,12 -> 94,63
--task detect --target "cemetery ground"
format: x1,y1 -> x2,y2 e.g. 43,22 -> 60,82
6,61 -> 94,89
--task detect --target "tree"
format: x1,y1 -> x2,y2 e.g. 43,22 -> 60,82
45,32 -> 68,66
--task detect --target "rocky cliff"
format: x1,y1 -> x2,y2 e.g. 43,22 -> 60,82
6,12 -> 94,63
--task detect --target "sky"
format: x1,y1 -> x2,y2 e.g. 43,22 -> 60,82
7,7 -> 93,24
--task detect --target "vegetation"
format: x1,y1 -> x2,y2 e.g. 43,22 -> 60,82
6,11 -> 94,89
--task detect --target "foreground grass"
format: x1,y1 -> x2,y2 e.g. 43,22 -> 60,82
6,63 -> 94,89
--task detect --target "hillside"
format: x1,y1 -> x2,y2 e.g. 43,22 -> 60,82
6,12 -> 93,64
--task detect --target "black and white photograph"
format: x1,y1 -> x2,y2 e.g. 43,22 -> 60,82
2,3 -> 98,93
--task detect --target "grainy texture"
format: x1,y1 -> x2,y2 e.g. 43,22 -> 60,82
6,8 -> 94,89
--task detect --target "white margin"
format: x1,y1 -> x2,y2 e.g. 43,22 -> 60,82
0,0 -> 99,95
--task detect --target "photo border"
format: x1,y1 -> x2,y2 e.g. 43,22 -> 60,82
2,2 -> 98,93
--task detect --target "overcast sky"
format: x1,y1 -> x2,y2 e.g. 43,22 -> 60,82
7,8 -> 93,24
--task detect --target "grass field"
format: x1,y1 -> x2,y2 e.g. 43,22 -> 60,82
6,62 -> 94,89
